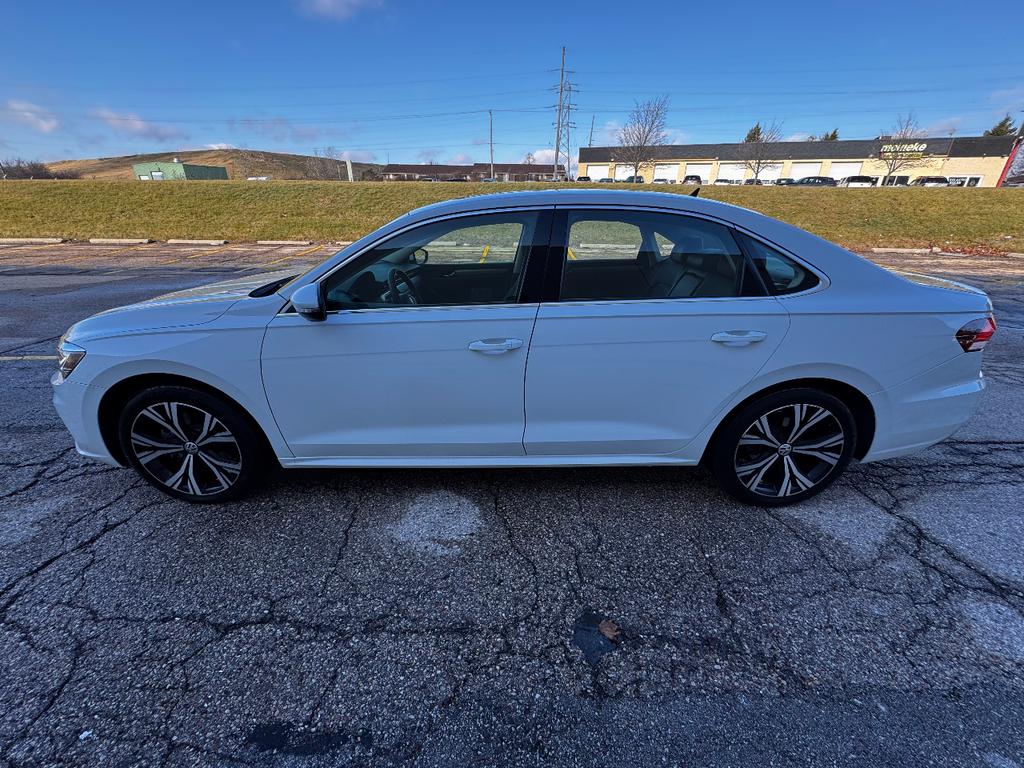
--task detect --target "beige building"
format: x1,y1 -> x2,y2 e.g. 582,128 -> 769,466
578,136 -> 1019,187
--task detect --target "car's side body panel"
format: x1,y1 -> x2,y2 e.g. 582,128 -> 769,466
261,304 -> 540,458
523,297 -> 790,456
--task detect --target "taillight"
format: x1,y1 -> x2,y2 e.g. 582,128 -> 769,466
955,316 -> 997,352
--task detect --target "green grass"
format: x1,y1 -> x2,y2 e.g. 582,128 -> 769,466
1,180 -> 1022,251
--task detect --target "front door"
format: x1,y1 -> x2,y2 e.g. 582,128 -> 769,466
524,208 -> 790,456
262,209 -> 551,458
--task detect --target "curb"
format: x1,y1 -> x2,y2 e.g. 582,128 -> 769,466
0,237 -> 65,244
167,239 -> 228,246
869,247 -> 933,254
88,238 -> 152,245
257,240 -> 313,246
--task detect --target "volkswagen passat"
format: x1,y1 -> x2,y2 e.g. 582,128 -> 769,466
53,190 -> 995,506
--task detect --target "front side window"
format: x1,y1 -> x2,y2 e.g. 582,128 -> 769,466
559,210 -> 762,301
736,232 -> 820,295
322,211 -> 544,310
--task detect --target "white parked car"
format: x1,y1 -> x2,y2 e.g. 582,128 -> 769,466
53,190 -> 995,506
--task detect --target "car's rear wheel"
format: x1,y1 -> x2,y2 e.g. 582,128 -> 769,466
710,388 -> 856,506
118,385 -> 268,503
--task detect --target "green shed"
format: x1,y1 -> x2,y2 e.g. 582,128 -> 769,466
133,159 -> 228,181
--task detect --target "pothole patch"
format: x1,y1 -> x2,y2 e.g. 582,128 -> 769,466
387,489 -> 482,555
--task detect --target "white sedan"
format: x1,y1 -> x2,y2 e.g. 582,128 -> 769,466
53,190 -> 996,506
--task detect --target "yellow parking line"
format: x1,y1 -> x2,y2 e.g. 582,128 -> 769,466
186,243 -> 236,259
49,243 -> 157,264
0,242 -> 67,257
265,243 -> 324,267
568,246 -> 577,260
479,244 -> 491,263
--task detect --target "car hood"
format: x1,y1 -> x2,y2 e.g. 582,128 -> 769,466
65,269 -> 296,344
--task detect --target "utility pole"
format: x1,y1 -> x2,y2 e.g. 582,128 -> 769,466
552,46 -> 565,181
489,110 -> 494,180
563,82 -> 574,180
588,115 -> 595,147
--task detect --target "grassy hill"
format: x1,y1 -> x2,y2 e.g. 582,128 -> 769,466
1,180 -> 1022,251
47,149 -> 380,181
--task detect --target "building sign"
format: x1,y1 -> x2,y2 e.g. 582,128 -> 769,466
879,142 -> 928,159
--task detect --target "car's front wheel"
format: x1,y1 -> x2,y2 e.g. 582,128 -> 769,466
118,385 -> 268,503
710,388 -> 856,506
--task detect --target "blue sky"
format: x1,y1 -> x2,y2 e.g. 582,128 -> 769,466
2,0 -> 1021,165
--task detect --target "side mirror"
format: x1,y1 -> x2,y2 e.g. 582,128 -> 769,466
291,282 -> 326,321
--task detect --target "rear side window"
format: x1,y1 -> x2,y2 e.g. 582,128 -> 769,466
738,233 -> 820,295
560,210 -> 764,301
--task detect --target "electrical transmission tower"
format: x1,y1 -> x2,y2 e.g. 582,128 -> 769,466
550,47 -> 576,181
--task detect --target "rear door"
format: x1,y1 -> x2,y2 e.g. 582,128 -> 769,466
524,208 -> 790,457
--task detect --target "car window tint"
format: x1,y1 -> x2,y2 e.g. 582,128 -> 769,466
322,211 -> 540,310
560,210 -> 761,301
737,233 -> 820,295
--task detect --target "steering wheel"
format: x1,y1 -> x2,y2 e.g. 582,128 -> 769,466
386,268 -> 420,305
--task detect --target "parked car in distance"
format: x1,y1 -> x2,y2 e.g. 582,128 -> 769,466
576,176 -> 591,182
53,190 -> 995,508
712,179 -> 736,185
622,175 -> 645,184
598,177 -> 615,183
682,175 -> 703,185
793,176 -> 838,187
910,176 -> 949,187
838,176 -> 876,188
774,178 -> 795,186
651,178 -> 673,184
480,177 -> 499,183
743,179 -> 764,186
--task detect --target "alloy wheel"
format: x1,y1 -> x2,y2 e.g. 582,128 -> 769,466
129,401 -> 242,497
733,403 -> 845,498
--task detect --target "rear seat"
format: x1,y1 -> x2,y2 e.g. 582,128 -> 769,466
646,242 -> 739,299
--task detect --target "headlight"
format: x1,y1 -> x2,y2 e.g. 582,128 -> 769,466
56,338 -> 86,381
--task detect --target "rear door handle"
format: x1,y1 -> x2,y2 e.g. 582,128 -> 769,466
468,338 -> 524,354
710,330 -> 768,346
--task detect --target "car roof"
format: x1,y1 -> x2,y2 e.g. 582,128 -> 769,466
397,189 -> 736,222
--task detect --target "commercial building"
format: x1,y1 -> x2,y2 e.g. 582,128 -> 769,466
578,136 -> 1019,187
381,162 -> 565,181
133,159 -> 229,181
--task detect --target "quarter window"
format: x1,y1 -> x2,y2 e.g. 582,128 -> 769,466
322,211 -> 544,310
737,232 -> 820,295
559,210 -> 762,301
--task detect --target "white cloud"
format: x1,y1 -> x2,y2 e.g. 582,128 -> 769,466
448,152 -> 474,164
4,100 -> 58,133
923,116 -> 962,136
416,148 -> 442,163
527,148 -> 556,165
299,0 -> 380,19
204,142 -> 236,150
784,132 -> 810,142
339,149 -> 376,162
91,108 -> 186,142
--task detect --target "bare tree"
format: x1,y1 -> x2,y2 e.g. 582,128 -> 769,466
613,95 -> 669,180
876,113 -> 930,184
738,120 -> 783,182
524,152 -> 535,165
0,159 -> 79,179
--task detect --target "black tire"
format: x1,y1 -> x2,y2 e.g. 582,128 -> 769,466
118,385 -> 269,503
709,388 -> 857,507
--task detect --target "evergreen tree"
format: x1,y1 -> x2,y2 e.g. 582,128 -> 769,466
983,115 -> 1016,137
743,123 -> 763,143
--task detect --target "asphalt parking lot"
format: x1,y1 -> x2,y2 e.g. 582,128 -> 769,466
1,242 -> 1023,767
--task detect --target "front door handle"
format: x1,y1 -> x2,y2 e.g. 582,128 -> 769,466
468,338 -> 524,354
710,330 -> 768,347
